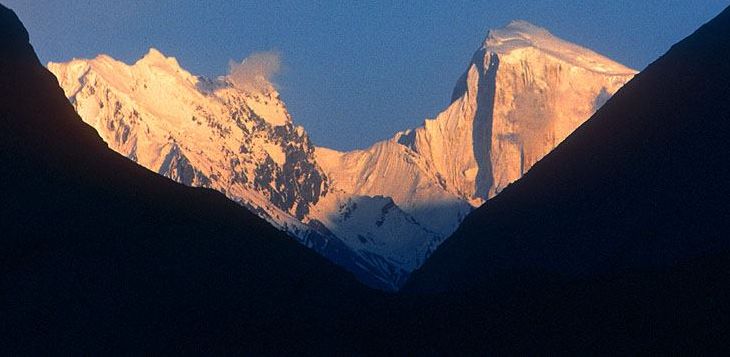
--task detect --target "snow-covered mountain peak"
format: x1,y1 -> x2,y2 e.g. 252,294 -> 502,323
484,20 -> 636,75
492,20 -> 551,39
132,48 -> 199,86
136,48 -> 182,69
484,20 -> 553,50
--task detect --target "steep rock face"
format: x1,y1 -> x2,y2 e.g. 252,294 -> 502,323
465,21 -> 635,200
317,20 -> 635,236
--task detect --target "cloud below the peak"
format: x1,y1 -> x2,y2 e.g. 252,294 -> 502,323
227,51 -> 281,92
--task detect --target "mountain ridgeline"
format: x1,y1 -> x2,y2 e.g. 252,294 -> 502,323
0,5 -> 374,354
48,20 -> 635,290
5,3 -> 730,353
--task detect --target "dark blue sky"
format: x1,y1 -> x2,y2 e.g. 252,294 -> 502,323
6,1 -> 729,150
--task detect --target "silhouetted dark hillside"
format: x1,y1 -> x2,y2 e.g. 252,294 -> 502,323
0,4 -> 377,354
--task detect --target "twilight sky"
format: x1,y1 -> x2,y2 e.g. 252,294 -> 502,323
6,1 -> 728,150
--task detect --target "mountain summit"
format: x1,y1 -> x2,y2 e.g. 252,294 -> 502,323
408,10 -> 730,292
48,21 -> 635,289
484,20 -> 636,75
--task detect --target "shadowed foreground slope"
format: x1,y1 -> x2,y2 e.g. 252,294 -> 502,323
0,5 -> 376,354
